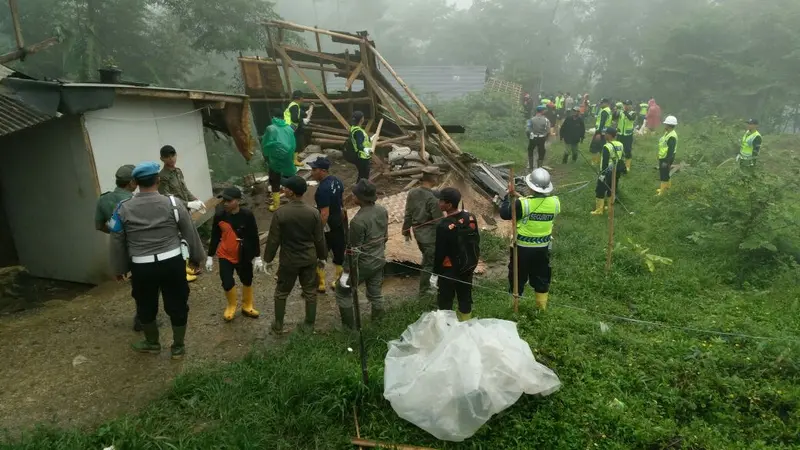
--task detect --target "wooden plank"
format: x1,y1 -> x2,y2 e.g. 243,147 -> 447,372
275,46 -> 350,130
239,58 -> 350,74
282,44 -> 353,67
192,197 -> 220,226
491,161 -> 515,168
265,20 -> 365,44
360,41 -> 378,130
314,28 -> 328,95
277,29 -> 292,93
80,116 -> 101,197
419,111 -> 427,163
0,36 -> 59,64
251,97 -> 370,105
345,62 -> 364,91
8,0 -> 24,48
403,179 -> 419,190
477,162 -> 507,193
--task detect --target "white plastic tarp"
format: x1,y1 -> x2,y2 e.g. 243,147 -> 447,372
384,311 -> 562,442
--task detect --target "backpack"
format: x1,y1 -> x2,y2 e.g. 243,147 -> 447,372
450,211 -> 480,275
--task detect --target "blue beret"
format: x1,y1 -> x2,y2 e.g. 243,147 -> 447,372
536,105 -> 546,112
132,162 -> 161,179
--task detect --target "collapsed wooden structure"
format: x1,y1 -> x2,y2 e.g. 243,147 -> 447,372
238,20 -> 498,199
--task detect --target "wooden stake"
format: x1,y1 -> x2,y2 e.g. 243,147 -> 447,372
348,248 -> 369,385
605,164 -> 617,273
313,28 -> 328,95
353,406 -> 363,450
510,168 -> 520,313
350,438 -> 437,450
275,46 -> 350,130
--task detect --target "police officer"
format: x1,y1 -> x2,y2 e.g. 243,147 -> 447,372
591,98 -> 612,166
402,165 -> 443,296
657,116 -> 679,195
617,100 -> 637,172
96,164 -> 140,330
500,168 -> 560,311
110,162 -> 206,359
263,176 -> 327,334
284,90 -> 311,167
309,156 -> 346,292
590,127 -> 625,215
336,180 -> 389,328
739,118 -> 762,170
345,111 -> 374,181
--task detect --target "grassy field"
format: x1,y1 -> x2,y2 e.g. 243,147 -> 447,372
4,122 -> 800,449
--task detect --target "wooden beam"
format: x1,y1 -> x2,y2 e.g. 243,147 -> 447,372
345,63 -> 364,91
282,44 -> 354,67
308,124 -> 350,135
265,20 -> 364,45
277,29 -> 292,94
251,97 -> 371,105
345,50 -> 355,121
275,46 -> 350,130
240,58 -> 351,75
360,41 -> 378,130
314,28 -> 328,95
0,36 -> 59,64
8,0 -> 24,48
419,111 -> 427,163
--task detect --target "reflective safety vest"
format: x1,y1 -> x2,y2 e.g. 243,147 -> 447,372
541,98 -> 551,105
555,96 -> 563,109
350,126 -> 372,159
639,103 -> 648,116
603,140 -> 625,171
595,106 -> 612,131
516,196 -> 560,248
617,111 -> 634,136
283,101 -> 300,127
740,130 -> 761,159
658,129 -> 678,159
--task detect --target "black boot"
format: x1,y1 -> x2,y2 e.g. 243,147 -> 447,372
562,153 -> 569,164
133,314 -> 143,332
338,306 -> 355,329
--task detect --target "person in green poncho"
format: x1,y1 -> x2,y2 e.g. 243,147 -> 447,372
262,109 -> 298,212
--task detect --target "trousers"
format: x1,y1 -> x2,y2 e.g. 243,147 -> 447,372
417,241 -> 436,293
335,264 -> 385,311
562,142 -> 579,162
659,157 -> 673,181
219,258 -> 253,291
273,264 -> 317,324
354,157 -> 371,181
595,166 -> 623,199
437,270 -> 474,314
508,246 -> 551,295
619,135 -> 633,159
129,255 -> 189,326
325,224 -> 346,266
527,137 -> 547,171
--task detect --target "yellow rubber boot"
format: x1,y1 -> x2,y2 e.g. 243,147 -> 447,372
535,292 -> 549,311
241,285 -> 259,318
456,311 -> 472,322
331,265 -> 343,291
186,273 -> 197,282
223,287 -> 238,321
590,198 -> 605,215
316,267 -> 327,293
625,159 -> 632,172
185,261 -> 199,276
294,155 -> 304,167
268,192 -> 281,212
591,154 -> 600,166
656,181 -> 668,196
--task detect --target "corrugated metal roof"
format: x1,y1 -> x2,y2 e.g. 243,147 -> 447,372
326,65 -> 487,101
0,93 -> 54,137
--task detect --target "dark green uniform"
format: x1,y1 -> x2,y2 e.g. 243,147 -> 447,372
402,186 -> 442,294
95,188 -> 133,232
158,167 -> 196,203
263,199 -> 327,330
335,204 -> 389,318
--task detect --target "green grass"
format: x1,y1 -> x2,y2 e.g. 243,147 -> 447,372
4,125 -> 800,449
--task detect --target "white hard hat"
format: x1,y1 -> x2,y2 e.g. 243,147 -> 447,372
525,168 -> 553,194
663,115 -> 678,126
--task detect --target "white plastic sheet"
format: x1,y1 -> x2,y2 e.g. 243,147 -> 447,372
383,311 -> 561,442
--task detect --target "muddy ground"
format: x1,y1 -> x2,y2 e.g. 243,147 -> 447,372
0,156 -> 426,434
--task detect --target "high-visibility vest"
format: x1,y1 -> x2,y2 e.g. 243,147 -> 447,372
617,111 -> 634,136
350,126 -> 372,160
283,101 -> 300,127
603,140 -> 625,170
658,129 -> 678,159
541,98 -> 551,105
639,103 -> 648,116
740,130 -> 761,159
555,96 -> 563,109
595,107 -> 612,130
516,196 -> 560,248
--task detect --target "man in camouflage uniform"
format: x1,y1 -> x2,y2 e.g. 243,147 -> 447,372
402,166 -> 443,296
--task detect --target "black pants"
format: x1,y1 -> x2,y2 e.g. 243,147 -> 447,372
595,166 -> 623,198
437,270 -> 474,314
590,135 -> 605,154
130,255 -> 190,326
268,169 -> 282,193
659,158 -> 673,181
619,135 -> 633,159
354,157 -> 370,181
295,129 -> 306,154
508,246 -> 551,295
325,224 -> 346,266
219,258 -> 254,291
527,137 -> 547,170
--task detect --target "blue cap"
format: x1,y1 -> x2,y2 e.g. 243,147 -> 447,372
605,127 -> 618,135
309,156 -> 331,170
536,105 -> 546,112
132,162 -> 161,179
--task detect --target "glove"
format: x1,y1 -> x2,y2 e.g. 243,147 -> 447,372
253,257 -> 265,273
598,174 -> 606,182
302,118 -> 310,125
339,272 -> 350,288
317,259 -> 326,269
660,161 -> 669,170
205,256 -> 213,272
429,275 -> 439,289
363,147 -> 373,156
187,200 -> 206,214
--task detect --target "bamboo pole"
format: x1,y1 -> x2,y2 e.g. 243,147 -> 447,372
350,438 -> 437,450
605,165 -> 618,273
510,168 -> 519,313
265,20 -> 364,44
353,406 -> 363,450
308,124 -> 350,135
8,0 -> 24,48
310,138 -> 347,146
314,28 -> 328,95
275,46 -> 350,130
419,111 -> 427,163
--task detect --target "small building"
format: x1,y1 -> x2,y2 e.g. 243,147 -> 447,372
0,70 -> 254,284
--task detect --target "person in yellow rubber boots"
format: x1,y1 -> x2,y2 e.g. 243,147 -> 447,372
617,100 -> 637,172
284,90 -> 311,167
499,168 -> 560,311
657,116 -> 678,195
591,127 -> 626,215
590,98 -> 612,166
206,187 -> 264,321
262,109 -> 298,212
310,156 -> 347,293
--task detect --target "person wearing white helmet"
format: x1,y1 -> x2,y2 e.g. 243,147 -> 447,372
657,115 -> 678,195
499,168 -> 560,311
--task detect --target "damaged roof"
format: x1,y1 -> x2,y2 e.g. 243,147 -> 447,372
0,65 -> 54,137
326,65 -> 488,101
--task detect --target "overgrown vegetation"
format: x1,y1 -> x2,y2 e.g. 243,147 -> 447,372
5,121 -> 799,449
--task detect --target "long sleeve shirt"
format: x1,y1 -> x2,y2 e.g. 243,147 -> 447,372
110,192 -> 206,275
432,211 -> 480,275
752,135 -> 762,156
208,208 -> 260,264
663,136 -> 677,161
263,199 -> 326,268
596,110 -> 610,135
402,186 -> 442,244
346,204 -> 389,272
158,167 -> 197,202
499,196 -> 524,221
559,116 -> 586,145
